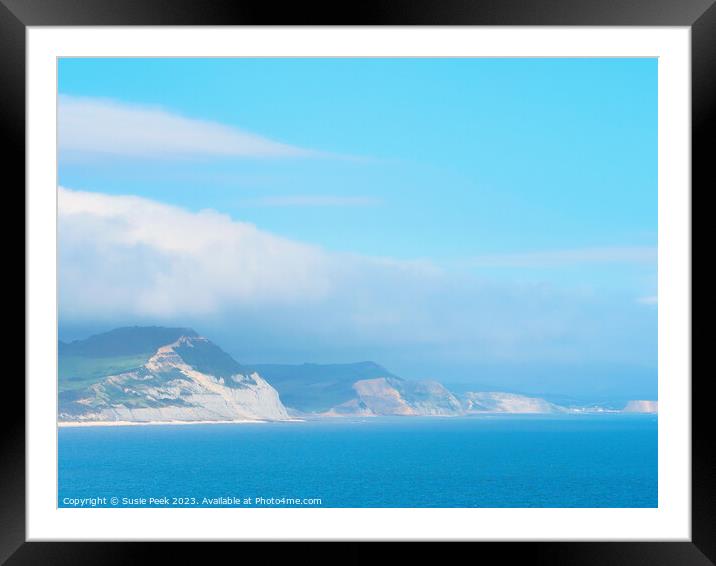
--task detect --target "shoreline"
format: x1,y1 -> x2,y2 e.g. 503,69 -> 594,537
57,413 -> 655,428
58,418 -> 305,428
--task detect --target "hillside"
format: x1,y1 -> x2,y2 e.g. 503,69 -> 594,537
250,361 -> 397,413
58,327 -> 289,423
327,377 -> 463,416
461,391 -> 567,414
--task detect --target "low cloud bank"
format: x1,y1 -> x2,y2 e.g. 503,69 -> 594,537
59,187 -> 656,369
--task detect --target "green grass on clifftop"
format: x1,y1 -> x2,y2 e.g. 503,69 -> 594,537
58,353 -> 152,392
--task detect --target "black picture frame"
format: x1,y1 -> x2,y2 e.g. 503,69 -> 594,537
4,0 -> 707,562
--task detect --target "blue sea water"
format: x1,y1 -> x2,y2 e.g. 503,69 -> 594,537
58,415 -> 657,508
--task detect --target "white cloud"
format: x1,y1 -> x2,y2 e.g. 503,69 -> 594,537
58,188 -> 433,319
58,187 -> 656,368
58,96 -> 318,159
466,246 -> 657,268
59,187 -> 334,316
245,195 -> 382,207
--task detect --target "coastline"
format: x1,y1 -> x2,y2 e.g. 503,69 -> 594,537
58,418 -> 304,428
57,413 -> 656,427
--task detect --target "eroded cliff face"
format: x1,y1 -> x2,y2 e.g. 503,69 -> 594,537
462,391 -> 566,414
59,335 -> 289,423
622,400 -> 658,414
318,378 -> 575,417
324,377 -> 463,416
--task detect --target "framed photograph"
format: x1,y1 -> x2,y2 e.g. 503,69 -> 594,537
7,0 -> 708,562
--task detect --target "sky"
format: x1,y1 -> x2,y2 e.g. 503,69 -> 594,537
57,58 -> 657,402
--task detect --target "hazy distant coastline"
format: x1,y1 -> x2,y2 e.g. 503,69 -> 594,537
58,419 -> 266,428
58,326 -> 657,426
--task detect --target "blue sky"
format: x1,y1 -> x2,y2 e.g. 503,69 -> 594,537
57,58 -> 657,401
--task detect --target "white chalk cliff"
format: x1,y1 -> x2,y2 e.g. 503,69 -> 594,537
324,377 -> 463,416
622,400 -> 658,414
462,391 -> 567,414
59,334 -> 289,423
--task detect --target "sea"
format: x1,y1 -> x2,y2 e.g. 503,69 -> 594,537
58,414 -> 657,508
